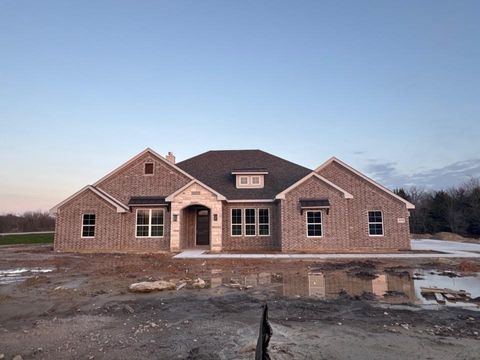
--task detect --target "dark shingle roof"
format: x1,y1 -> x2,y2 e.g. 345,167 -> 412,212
176,150 -> 312,200
129,196 -> 167,206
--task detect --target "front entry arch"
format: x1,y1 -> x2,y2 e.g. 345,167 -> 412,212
180,205 -> 210,249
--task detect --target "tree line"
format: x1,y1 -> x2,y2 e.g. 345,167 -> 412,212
394,178 -> 480,237
0,212 -> 55,233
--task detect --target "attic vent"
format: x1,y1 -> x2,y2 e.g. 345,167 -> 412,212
144,163 -> 154,175
191,191 -> 201,195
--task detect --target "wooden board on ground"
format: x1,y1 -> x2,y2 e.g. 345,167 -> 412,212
434,292 -> 446,304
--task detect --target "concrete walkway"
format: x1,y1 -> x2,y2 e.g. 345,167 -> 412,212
174,239 -> 480,260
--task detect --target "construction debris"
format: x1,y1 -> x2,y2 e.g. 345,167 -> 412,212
191,278 -> 206,289
128,280 -> 176,293
420,287 -> 472,304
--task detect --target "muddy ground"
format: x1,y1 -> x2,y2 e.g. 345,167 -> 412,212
0,245 -> 479,359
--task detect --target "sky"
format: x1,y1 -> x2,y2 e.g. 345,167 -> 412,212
1,0 -> 479,213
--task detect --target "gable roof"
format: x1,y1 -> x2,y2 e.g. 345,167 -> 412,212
93,148 -> 194,186
165,180 -> 227,201
315,157 -> 415,209
176,150 -> 312,200
50,186 -> 129,214
275,172 -> 354,200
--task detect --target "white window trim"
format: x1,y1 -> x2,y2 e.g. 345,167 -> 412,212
135,209 -> 165,238
236,175 -> 264,189
368,210 -> 384,237
306,210 -> 323,238
258,208 -> 270,237
244,208 -> 257,237
81,213 -> 96,239
231,208 -> 243,237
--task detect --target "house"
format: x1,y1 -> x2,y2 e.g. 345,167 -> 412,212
50,148 -> 415,253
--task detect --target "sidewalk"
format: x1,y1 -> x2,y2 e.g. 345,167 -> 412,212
174,239 -> 480,260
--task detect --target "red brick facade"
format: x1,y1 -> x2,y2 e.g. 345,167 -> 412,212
280,176 -> 350,252
53,150 -> 412,253
222,202 -> 280,251
317,161 -> 411,250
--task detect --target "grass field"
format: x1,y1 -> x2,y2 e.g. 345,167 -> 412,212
0,232 -> 54,245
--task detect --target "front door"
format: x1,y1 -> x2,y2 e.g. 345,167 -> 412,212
196,209 -> 210,246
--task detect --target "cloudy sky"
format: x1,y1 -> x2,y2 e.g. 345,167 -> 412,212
1,1 -> 479,213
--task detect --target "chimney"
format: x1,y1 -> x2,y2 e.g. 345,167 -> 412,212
166,152 -> 176,164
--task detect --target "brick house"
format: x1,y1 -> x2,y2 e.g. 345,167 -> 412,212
51,148 -> 415,253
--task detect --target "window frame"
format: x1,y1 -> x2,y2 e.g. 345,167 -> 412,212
244,208 -> 256,236
368,210 -> 384,237
239,176 -> 249,185
258,208 -> 270,237
306,210 -> 323,238
144,162 -> 154,176
236,175 -> 264,189
81,213 -> 96,238
231,208 -> 243,237
135,209 -> 165,238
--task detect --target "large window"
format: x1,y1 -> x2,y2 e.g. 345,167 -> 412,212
259,208 -> 270,236
245,208 -> 256,236
136,209 -> 164,237
231,209 -> 242,236
81,214 -> 96,238
368,211 -> 384,236
306,211 -> 322,237
231,208 -> 270,237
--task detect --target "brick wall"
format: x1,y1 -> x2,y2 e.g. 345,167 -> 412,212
121,206 -> 170,252
55,150 -> 187,253
222,202 -> 280,251
55,189 -> 124,252
280,176 -> 350,251
55,189 -> 171,252
96,153 -> 191,204
317,161 -> 411,250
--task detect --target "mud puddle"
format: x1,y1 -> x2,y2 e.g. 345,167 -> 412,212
204,268 -> 480,310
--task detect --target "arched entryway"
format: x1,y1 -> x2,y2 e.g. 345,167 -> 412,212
180,205 -> 211,249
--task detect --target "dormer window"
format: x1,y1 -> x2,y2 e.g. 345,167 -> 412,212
144,163 -> 154,175
232,169 -> 268,189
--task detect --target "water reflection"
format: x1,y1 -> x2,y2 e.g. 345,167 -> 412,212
209,268 -> 479,308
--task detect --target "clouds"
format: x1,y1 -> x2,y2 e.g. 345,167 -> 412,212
364,158 -> 480,189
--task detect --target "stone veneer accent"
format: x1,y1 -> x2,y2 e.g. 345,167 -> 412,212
169,182 -> 223,252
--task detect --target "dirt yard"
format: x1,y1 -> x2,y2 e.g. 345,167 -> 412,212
0,245 -> 479,359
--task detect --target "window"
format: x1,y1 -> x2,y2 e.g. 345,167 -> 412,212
136,209 -> 164,237
258,208 -> 270,236
245,208 -> 256,236
306,211 -> 322,237
368,211 -> 384,236
236,175 -> 264,189
231,209 -> 242,236
82,214 -> 96,238
144,163 -> 154,175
